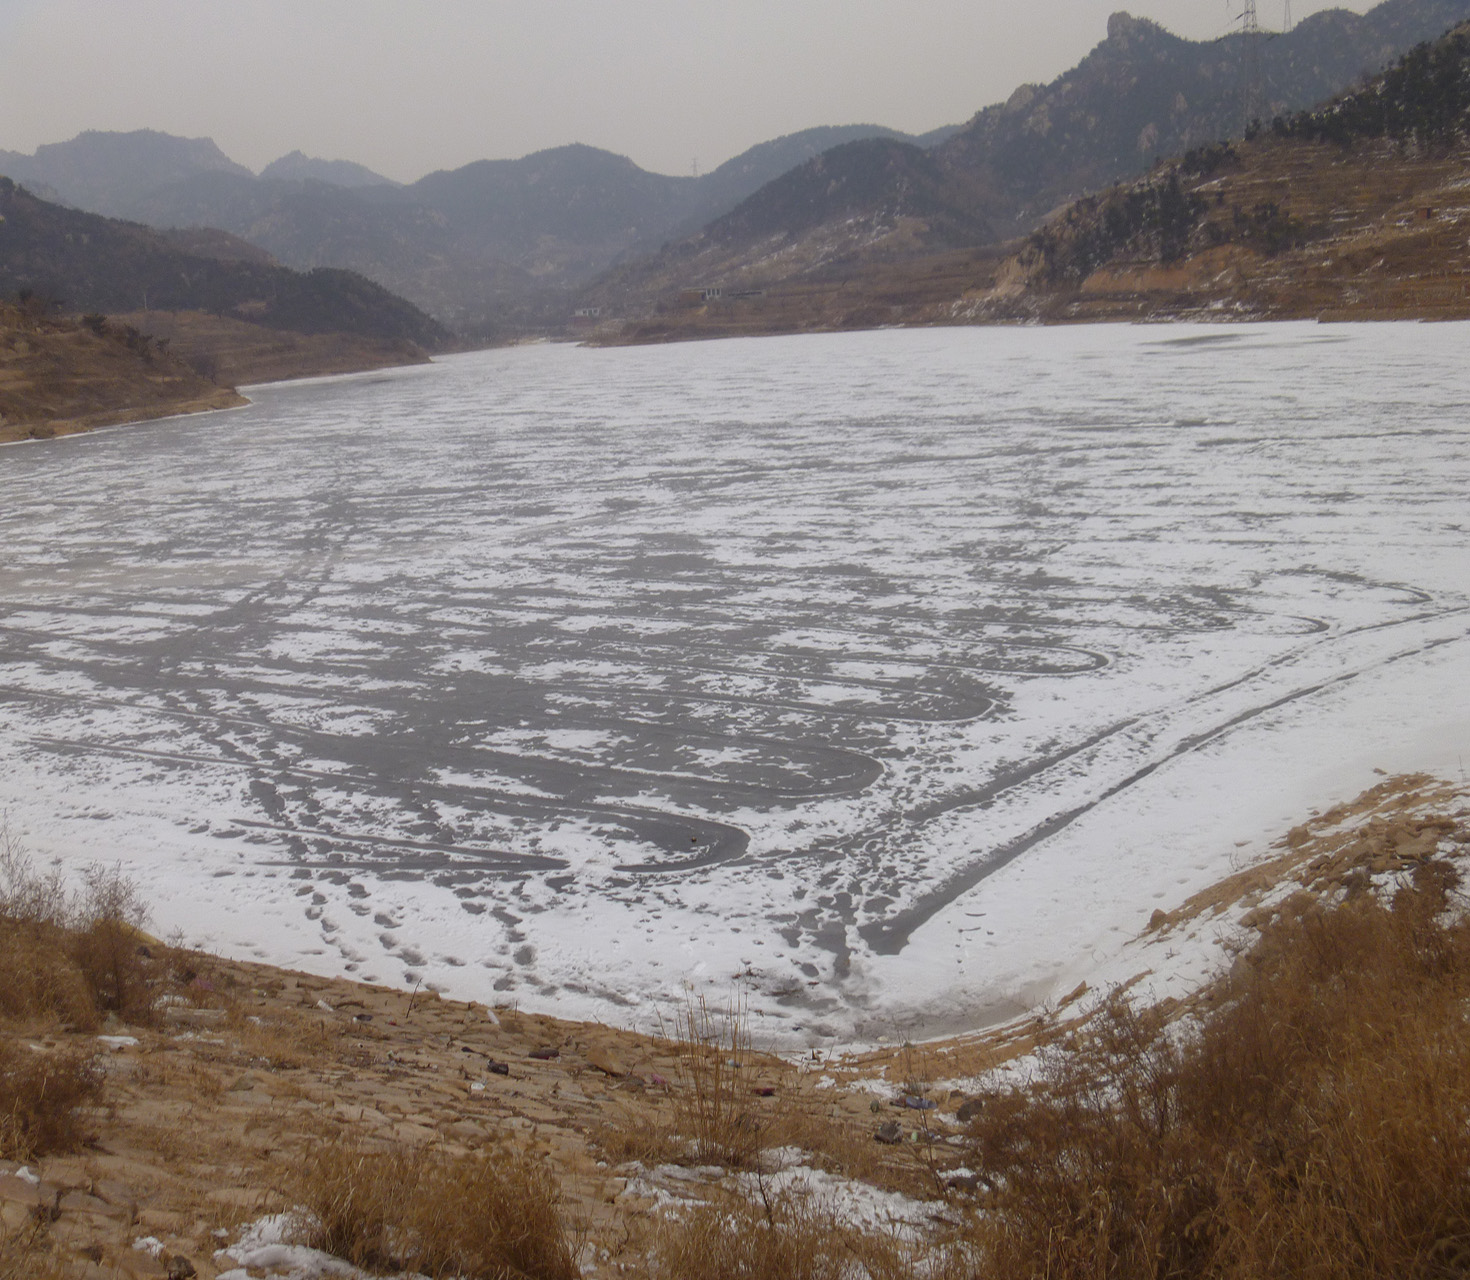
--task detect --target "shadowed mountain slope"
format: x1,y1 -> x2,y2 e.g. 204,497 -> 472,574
0,125 -> 955,337
0,178 -> 450,349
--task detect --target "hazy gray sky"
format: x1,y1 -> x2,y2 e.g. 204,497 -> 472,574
0,0 -> 1371,181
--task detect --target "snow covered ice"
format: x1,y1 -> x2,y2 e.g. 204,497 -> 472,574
0,322 -> 1467,1043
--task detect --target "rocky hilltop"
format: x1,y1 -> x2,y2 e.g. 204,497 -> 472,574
586,0 -> 1470,328
589,14 -> 1470,342
960,19 -> 1470,324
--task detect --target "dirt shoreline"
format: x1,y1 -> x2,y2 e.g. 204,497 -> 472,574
3,771 -> 1465,1279
0,305 -> 439,447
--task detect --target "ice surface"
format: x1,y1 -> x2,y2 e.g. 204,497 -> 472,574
0,323 -> 1467,1043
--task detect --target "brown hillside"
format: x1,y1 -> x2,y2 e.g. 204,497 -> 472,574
596,113 -> 1470,343
0,303 -> 243,443
960,133 -> 1470,323
114,311 -> 433,387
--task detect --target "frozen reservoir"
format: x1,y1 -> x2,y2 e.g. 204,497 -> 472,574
0,322 -> 1466,1042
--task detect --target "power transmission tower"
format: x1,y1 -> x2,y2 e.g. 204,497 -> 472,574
1241,0 -> 1266,132
1283,0 -> 1293,31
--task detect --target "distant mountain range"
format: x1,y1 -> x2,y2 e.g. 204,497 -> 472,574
587,0 -> 1470,316
259,151 -> 398,189
2,0 -> 1466,344
0,125 -> 958,338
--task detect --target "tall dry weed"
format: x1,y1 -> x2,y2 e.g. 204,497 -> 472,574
958,858 -> 1470,1280
0,919 -> 99,1030
667,994 -> 767,1168
293,1137 -> 579,1280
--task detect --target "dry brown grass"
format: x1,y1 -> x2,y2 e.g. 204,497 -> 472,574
292,1136 -> 580,1280
647,1183 -> 940,1280
0,1223 -> 69,1280
592,1103 -> 680,1168
0,919 -> 100,1031
0,839 -> 183,1162
0,836 -> 161,1027
0,1039 -> 103,1160
955,857 -> 1470,1280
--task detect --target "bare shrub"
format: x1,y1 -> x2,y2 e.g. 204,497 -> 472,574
958,857 -> 1470,1280
0,820 -> 69,925
293,1137 -> 579,1280
0,1040 -> 102,1160
0,826 -> 96,1029
71,861 -> 154,1022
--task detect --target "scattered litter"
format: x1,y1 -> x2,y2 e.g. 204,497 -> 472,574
216,1212 -> 364,1280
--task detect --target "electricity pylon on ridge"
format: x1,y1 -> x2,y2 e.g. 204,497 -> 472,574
1241,0 -> 1267,132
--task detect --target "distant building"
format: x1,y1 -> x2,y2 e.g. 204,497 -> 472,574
676,286 -> 760,304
